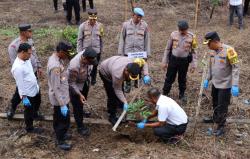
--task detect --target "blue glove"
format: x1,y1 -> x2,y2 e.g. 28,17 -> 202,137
137,122 -> 145,129
60,105 -> 69,117
22,97 -> 31,107
231,85 -> 239,97
203,80 -> 209,89
143,75 -> 151,85
123,103 -> 129,111
142,119 -> 147,123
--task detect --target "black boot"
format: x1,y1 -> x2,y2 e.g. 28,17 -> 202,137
63,133 -> 72,140
214,126 -> 224,137
108,115 -> 118,126
56,140 -> 72,151
33,111 -> 45,121
78,126 -> 90,136
203,116 -> 215,123
26,127 -> 44,134
6,107 -> 15,120
179,93 -> 187,103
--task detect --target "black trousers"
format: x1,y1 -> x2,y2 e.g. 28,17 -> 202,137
154,123 -> 187,142
244,0 -> 250,15
10,88 -> 41,116
53,105 -> 70,141
53,0 -> 67,11
163,55 -> 189,96
66,0 -> 80,22
69,81 -> 90,128
90,54 -> 101,83
24,93 -> 41,130
99,72 -> 123,116
211,85 -> 231,127
82,0 -> 94,11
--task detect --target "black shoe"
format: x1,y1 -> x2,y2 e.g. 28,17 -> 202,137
6,108 -> 15,120
203,116 -> 215,123
124,83 -> 131,93
26,127 -> 44,134
67,21 -> 73,25
57,140 -> 72,151
179,94 -> 187,103
108,115 -> 118,126
134,82 -> 138,88
83,111 -> 91,118
33,112 -> 45,121
91,80 -> 96,86
214,127 -> 224,137
78,126 -> 90,136
63,133 -> 72,140
76,21 -> 81,25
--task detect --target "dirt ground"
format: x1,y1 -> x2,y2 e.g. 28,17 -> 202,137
0,0 -> 250,158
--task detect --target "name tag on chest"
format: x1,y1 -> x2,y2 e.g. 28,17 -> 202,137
128,51 -> 147,58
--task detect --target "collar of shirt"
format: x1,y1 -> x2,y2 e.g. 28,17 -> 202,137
130,18 -> 142,27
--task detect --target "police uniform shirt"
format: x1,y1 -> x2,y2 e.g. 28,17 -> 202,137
156,95 -> 188,125
206,44 -> 240,89
118,18 -> 150,56
8,37 -> 41,72
47,53 -> 70,106
11,57 -> 39,97
77,20 -> 104,53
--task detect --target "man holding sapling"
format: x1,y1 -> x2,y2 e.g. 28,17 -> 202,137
136,87 -> 188,144
99,56 -> 151,125
203,31 -> 240,136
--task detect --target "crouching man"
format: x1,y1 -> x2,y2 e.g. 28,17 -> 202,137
136,87 -> 188,143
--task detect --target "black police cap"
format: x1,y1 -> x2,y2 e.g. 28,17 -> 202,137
203,31 -> 220,44
56,41 -> 73,54
18,24 -> 31,31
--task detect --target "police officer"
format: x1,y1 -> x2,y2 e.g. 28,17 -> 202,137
47,41 -> 73,150
7,24 -> 43,120
77,8 -> 104,85
118,7 -> 150,92
11,43 -> 43,134
68,47 -> 98,136
99,56 -> 151,125
66,0 -> 81,25
203,32 -> 240,136
118,7 -> 150,57
162,20 -> 198,101
82,0 -> 94,12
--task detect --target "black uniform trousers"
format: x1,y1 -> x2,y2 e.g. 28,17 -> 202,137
163,55 -> 189,96
244,0 -> 250,15
53,0 -> 67,11
99,72 -> 123,116
211,85 -> 231,128
90,53 -> 101,83
53,105 -> 70,141
25,93 -> 41,131
69,80 -> 90,128
82,0 -> 94,11
66,0 -> 80,22
10,88 -> 41,115
154,123 -> 187,142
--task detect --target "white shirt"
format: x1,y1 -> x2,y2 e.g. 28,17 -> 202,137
156,95 -> 188,125
11,57 -> 39,98
229,0 -> 242,6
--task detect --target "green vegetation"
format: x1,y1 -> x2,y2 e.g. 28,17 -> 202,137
127,99 -> 151,120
